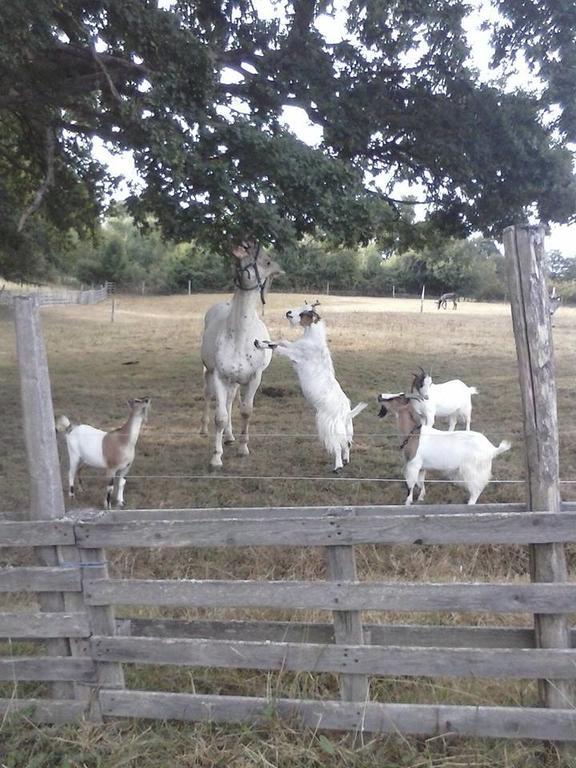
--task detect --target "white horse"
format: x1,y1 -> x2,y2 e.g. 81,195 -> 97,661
200,241 -> 283,468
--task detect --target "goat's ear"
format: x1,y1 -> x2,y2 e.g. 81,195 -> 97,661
377,392 -> 405,402
311,310 -> 321,323
127,399 -> 135,408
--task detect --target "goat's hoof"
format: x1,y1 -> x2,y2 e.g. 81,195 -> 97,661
199,429 -> 208,437
237,444 -> 249,456
224,436 -> 235,445
332,467 -> 343,475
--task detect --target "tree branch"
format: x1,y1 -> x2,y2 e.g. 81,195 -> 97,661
17,127 -> 56,232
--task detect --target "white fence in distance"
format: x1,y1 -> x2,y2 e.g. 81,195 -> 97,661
0,282 -> 112,307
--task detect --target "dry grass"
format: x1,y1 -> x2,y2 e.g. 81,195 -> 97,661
2,292 -> 576,766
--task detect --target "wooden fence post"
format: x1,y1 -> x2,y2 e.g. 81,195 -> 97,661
12,296 -> 124,714
13,296 -> 76,699
420,284 -> 425,313
326,545 -> 369,702
503,224 -> 573,713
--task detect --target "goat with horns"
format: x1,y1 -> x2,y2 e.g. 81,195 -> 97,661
255,300 -> 367,473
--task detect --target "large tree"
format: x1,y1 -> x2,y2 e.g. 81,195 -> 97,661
1,0 -> 575,277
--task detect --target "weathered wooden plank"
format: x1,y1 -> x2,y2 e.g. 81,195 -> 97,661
0,566 -> 81,592
91,635 -> 576,680
0,612 -> 91,638
79,546 -> 125,700
119,617 -> 545,649
326,545 -> 368,702
85,578 -> 576,614
100,502 -> 529,523
0,521 -> 75,547
504,224 -> 573,715
0,657 -> 96,682
13,296 -> 76,698
0,698 -> 87,724
100,690 -> 576,741
75,511 -> 576,549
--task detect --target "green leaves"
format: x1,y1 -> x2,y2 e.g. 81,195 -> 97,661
1,0 -> 575,280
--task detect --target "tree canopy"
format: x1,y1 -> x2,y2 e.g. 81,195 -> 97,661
1,0 -> 576,278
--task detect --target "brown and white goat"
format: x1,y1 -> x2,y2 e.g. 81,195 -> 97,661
377,392 -> 510,505
56,397 -> 151,509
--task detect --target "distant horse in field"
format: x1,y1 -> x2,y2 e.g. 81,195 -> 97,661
437,292 -> 458,310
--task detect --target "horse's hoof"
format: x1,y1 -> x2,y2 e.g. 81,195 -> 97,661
209,463 -> 223,473
224,436 -> 235,445
199,429 -> 208,437
332,467 -> 343,475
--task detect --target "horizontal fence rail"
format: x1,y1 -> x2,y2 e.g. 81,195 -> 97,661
91,635 -> 576,680
0,566 -> 81,592
83,578 -> 576,613
74,510 -> 576,548
99,691 -> 576,742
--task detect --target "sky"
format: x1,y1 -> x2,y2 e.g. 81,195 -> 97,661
93,1 -> 576,258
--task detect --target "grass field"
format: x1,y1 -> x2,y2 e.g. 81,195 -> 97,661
1,292 -> 576,767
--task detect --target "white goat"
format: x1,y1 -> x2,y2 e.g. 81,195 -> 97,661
200,241 -> 283,469
55,397 -> 151,509
410,367 -> 478,430
377,392 -> 510,505
255,301 -> 367,472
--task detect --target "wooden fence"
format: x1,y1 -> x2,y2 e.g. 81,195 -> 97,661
1,224 -> 575,744
2,503 -> 576,739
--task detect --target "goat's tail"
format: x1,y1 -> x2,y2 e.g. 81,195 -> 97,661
469,386 -> 479,396
350,402 -> 368,420
55,415 -> 73,434
493,439 -> 511,457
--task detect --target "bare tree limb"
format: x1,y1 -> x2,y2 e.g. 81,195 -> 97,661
91,38 -> 122,103
17,127 -> 56,233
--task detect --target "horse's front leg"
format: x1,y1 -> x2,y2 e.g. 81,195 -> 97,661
238,372 -> 263,457
224,384 -> 239,444
210,375 -> 229,469
200,368 -> 213,436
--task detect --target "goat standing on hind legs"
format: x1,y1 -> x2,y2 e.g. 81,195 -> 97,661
200,241 -> 283,470
56,397 -> 151,509
255,301 -> 367,473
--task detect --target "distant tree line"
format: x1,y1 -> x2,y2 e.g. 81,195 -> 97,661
41,212 -> 524,302
4,210 -> 575,303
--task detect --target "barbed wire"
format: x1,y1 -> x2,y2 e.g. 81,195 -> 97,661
84,473 -> 527,485
142,430 -> 528,439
